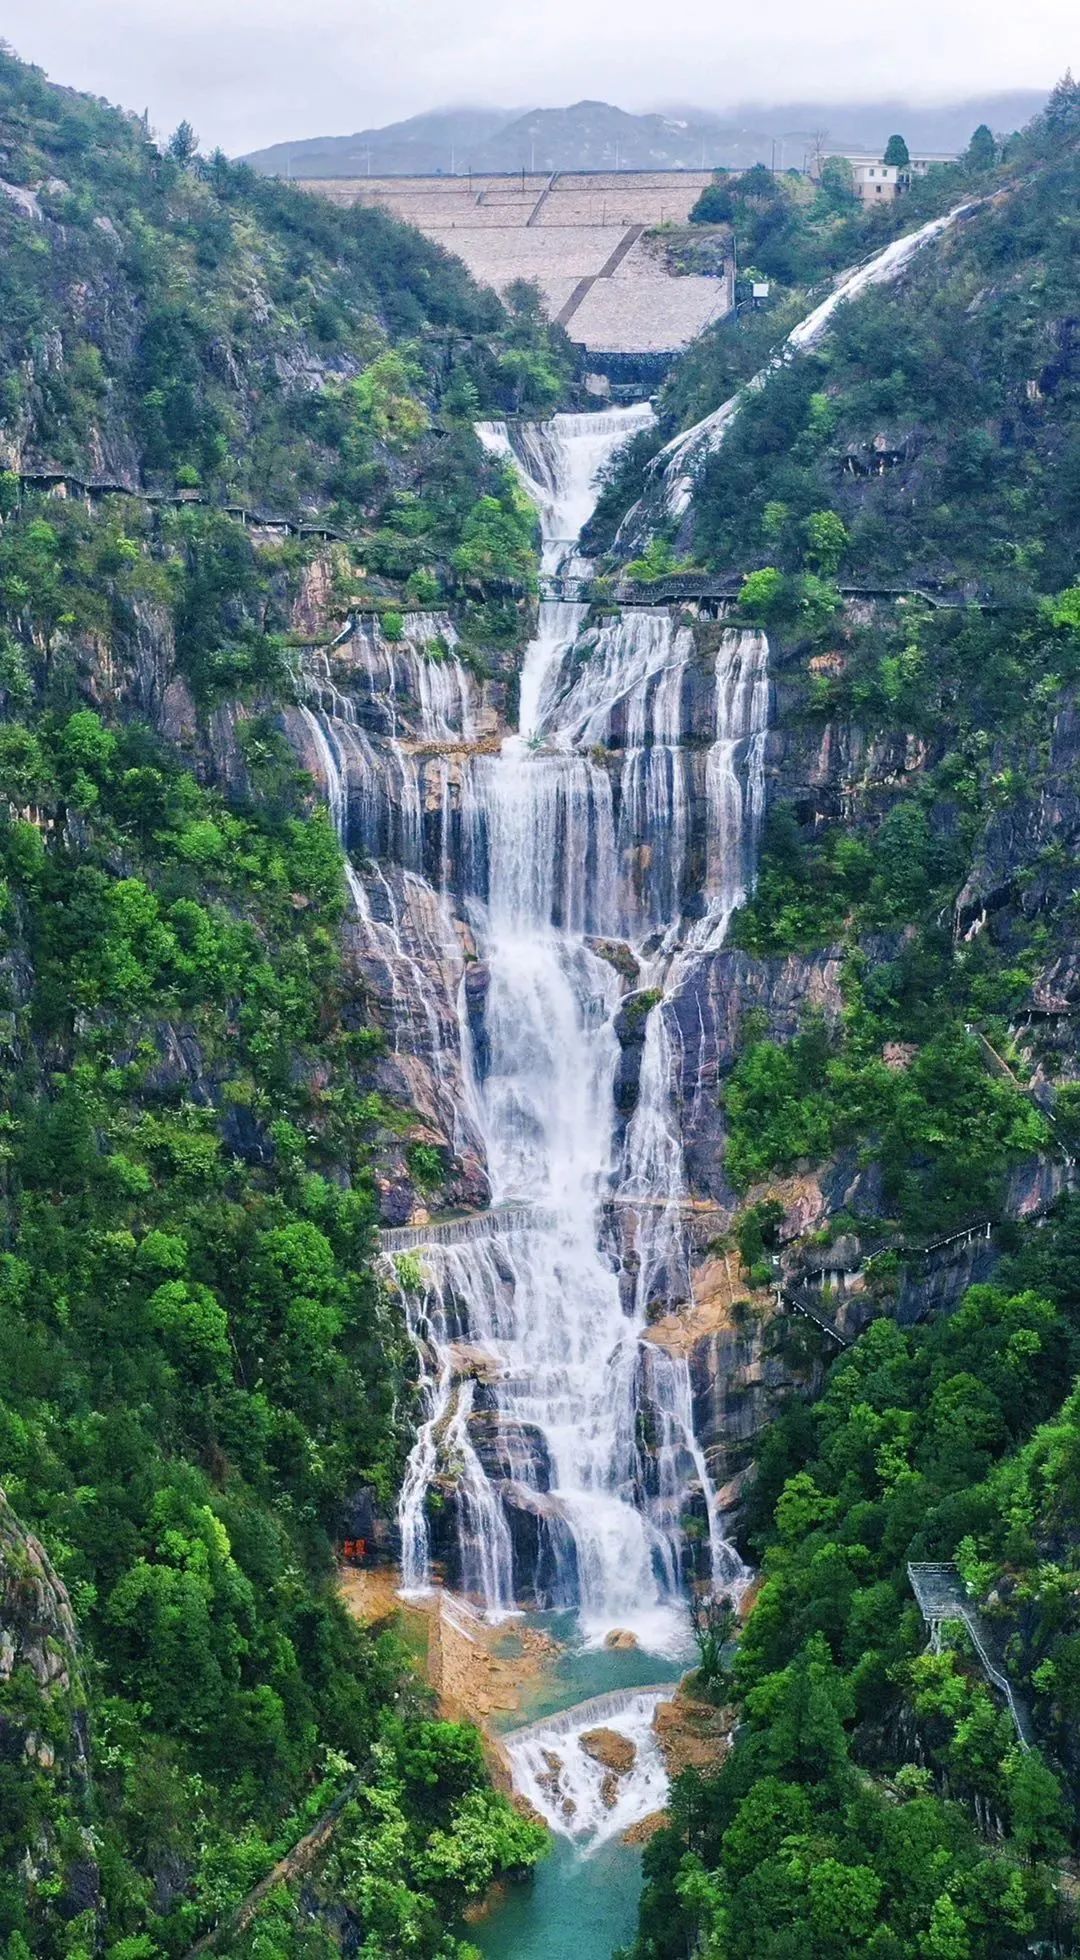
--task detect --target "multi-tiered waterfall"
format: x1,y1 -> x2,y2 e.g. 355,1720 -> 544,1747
294,407 -> 767,1652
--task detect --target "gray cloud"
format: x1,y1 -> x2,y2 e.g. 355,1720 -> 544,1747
4,0 -> 1075,153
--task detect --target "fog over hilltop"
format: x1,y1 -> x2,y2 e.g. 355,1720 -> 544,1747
242,90 -> 1049,178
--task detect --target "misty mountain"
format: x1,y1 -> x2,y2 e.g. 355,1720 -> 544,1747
239,90 -> 1048,177
240,105 -> 516,179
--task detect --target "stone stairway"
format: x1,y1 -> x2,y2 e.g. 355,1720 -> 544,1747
555,223 -> 646,330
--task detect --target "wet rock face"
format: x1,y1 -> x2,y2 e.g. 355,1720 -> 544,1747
467,1413 -> 555,1491
671,946 -> 845,1204
683,1311 -> 798,1530
340,862 -> 491,1218
0,1489 -> 98,1935
500,1486 -> 580,1608
612,987 -> 662,1118
959,695 -> 1080,933
430,1473 -> 578,1609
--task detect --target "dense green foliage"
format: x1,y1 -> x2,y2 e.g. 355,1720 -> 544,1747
626,1203 -> 1080,1958
684,94 -> 1079,595
0,45 -> 551,1960
592,84 -> 1079,586
0,689 -> 545,1955
724,1017 -> 1046,1231
692,90 -> 1080,1224
623,87 -> 1080,1960
0,45 -> 569,587
687,159 -> 892,290
719,591 -> 1080,1225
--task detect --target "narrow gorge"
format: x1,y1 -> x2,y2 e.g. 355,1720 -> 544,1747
288,197 -> 1011,1887
4,48 -> 1079,1959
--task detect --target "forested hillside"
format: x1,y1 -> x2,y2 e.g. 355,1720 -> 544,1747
0,45 -> 553,1959
622,79 -> 1080,1960
590,92 -> 1079,590
5,35 -> 1080,1960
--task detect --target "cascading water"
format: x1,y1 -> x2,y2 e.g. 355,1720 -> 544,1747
288,402 -> 773,1884
503,1689 -> 672,1848
286,187 -> 979,1915
373,409 -> 762,1645
295,405 -> 767,1656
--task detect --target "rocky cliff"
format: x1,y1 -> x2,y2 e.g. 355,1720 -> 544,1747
0,1490 -> 97,1944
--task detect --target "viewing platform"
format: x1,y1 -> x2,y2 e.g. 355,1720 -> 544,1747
908,1562 -> 1034,1748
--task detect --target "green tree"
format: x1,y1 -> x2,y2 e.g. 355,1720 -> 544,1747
804,510 -> 848,575
167,119 -> 199,164
689,1590 -> 736,1695
883,134 -> 910,168
819,155 -> 856,208
738,566 -> 786,620
922,1892 -> 970,1960
965,123 -> 997,170
1006,1749 -> 1068,1865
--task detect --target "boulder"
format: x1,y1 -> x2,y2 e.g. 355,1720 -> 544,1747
579,1726 -> 636,1774
603,1628 -> 639,1651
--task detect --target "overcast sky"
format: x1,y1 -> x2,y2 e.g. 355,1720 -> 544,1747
3,0 -> 1075,154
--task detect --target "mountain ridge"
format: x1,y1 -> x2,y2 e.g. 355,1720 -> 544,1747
241,90 -> 1049,178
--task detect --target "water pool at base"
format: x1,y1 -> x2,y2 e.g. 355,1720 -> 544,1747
475,1627 -> 685,1958
473,1832 -> 644,1960
488,1610 -> 687,1734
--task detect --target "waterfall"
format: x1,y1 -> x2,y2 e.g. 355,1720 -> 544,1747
297,404 -> 766,1647
693,627 -> 771,949
503,1688 -> 671,1847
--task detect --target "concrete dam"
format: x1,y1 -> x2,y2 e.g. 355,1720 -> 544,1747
301,169 -> 733,365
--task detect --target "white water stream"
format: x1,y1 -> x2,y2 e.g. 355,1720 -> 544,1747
295,409 -> 766,1658
282,196 -> 972,1861
614,196 -> 978,533
298,407 -> 766,1837
504,1688 -> 672,1848
289,195 -> 975,1861
395,410 -> 761,1646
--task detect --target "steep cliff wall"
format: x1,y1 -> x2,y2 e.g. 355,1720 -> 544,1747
0,1491 -> 97,1945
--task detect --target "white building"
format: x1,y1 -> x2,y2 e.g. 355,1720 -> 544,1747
823,150 -> 960,204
